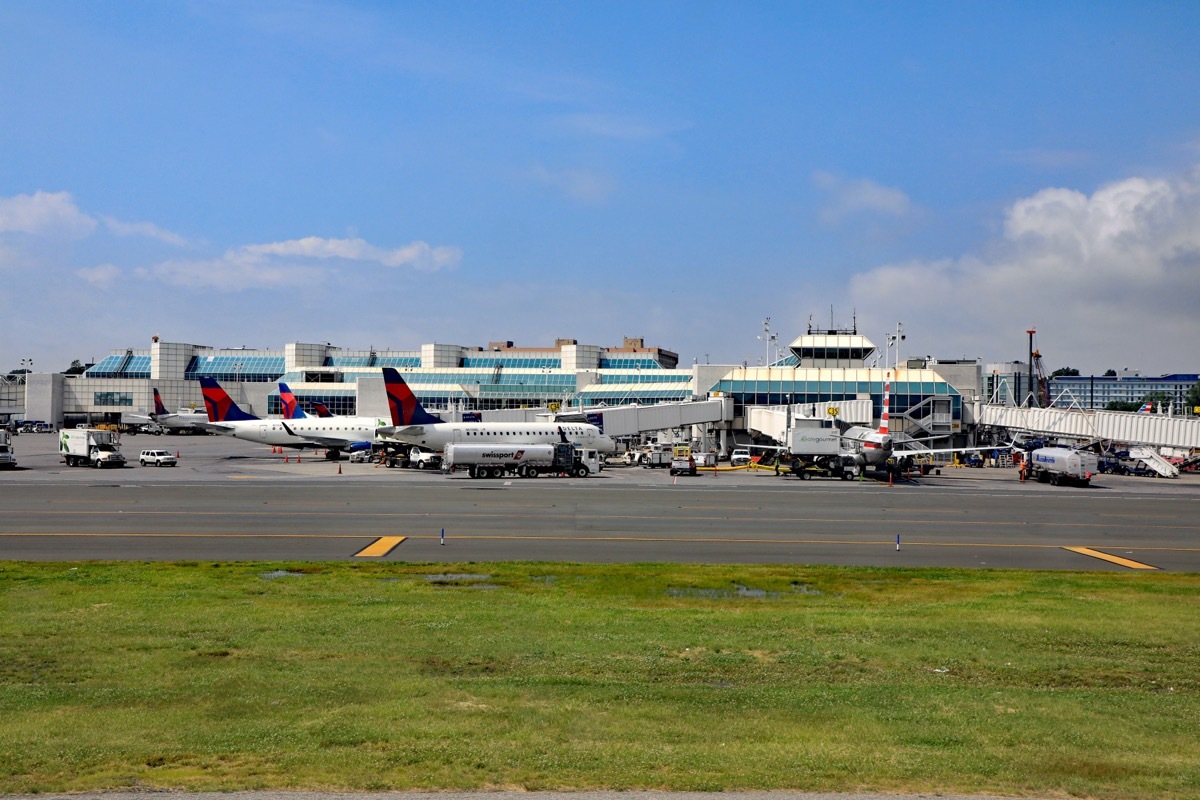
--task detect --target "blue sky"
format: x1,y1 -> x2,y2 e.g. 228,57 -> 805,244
3,1 -> 1199,375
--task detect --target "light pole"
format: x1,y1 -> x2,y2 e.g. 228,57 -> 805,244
19,357 -> 33,374
233,362 -> 243,405
757,317 -> 778,365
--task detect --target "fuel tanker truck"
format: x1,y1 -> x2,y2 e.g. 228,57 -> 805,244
443,442 -> 600,479
1025,447 -> 1099,487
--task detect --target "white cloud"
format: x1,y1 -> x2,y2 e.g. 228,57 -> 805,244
76,263 -> 121,287
813,171 -> 917,226
242,236 -> 461,271
100,215 -> 188,246
0,191 -> 96,238
531,165 -> 616,204
142,235 -> 462,290
849,168 -> 1200,372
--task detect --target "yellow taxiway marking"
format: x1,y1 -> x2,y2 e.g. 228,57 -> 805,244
353,536 -> 407,558
1062,546 -> 1158,570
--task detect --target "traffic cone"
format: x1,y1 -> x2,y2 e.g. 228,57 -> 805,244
175,451 -> 180,459
284,454 -> 289,462
337,463 -> 342,475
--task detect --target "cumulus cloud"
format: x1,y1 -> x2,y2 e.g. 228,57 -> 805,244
812,171 -> 918,227
0,190 -> 97,238
142,235 -> 462,290
849,169 -> 1200,372
242,236 -> 461,270
100,215 -> 188,246
76,263 -> 122,287
532,165 -> 616,204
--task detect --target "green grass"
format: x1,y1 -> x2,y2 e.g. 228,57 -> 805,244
1,561 -> 1197,797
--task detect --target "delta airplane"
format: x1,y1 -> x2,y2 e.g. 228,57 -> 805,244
278,382 -> 309,420
376,368 -> 617,453
128,388 -> 209,433
199,377 -> 386,460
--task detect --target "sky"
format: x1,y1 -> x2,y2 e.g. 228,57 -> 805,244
2,1 -> 1199,376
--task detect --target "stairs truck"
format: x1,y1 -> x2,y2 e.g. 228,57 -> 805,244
60,428 -> 127,468
1025,447 -> 1098,487
443,442 -> 597,479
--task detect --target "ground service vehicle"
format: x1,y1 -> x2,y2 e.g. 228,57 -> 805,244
60,428 -> 126,468
406,446 -> 442,470
641,450 -> 672,469
444,442 -> 596,478
139,449 -> 177,467
0,432 -> 16,469
730,448 -> 752,466
670,445 -> 697,476
1026,447 -> 1099,487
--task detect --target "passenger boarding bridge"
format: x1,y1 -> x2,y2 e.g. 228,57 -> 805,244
978,403 -> 1200,452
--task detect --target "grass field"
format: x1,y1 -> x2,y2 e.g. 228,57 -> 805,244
1,561 -> 1197,797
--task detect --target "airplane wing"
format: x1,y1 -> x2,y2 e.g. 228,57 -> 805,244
196,421 -> 237,434
279,421 -> 367,450
894,442 -> 1015,457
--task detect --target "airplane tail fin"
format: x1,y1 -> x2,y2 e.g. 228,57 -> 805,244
381,368 -> 444,427
278,382 -> 308,419
313,402 -> 333,418
152,388 -> 169,417
199,377 -> 260,422
879,372 -> 890,435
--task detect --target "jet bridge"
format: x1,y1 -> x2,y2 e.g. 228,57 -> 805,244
978,403 -> 1200,452
572,396 -> 734,438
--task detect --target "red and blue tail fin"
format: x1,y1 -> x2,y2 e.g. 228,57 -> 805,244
278,382 -> 308,419
152,388 -> 169,417
199,377 -> 260,422
381,368 -> 443,426
313,402 -> 333,418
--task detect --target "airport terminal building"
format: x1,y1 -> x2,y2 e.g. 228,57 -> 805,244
8,330 -> 973,445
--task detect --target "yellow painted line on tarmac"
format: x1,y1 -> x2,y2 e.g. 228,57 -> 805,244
353,536 -> 407,558
1062,546 -> 1159,570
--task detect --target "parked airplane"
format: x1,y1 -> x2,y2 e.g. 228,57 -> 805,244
128,388 -> 209,433
278,382 -> 309,420
198,377 -> 384,460
760,375 -> 1004,476
376,368 -> 617,453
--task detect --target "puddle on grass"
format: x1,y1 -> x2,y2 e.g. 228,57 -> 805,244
260,570 -> 306,580
666,582 -> 820,600
423,574 -> 500,589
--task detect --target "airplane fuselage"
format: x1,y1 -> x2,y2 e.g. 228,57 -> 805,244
210,416 -> 388,449
383,422 -> 616,453
839,425 -> 894,467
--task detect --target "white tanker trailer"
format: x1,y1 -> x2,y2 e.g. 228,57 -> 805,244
1026,447 -> 1099,487
443,442 -> 599,479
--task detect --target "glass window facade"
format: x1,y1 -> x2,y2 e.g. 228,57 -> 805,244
85,354 -> 150,379
184,355 -> 286,382
94,391 -> 133,407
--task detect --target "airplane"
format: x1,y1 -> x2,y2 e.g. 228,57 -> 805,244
312,402 -> 333,418
376,368 -> 617,453
756,374 -> 1008,478
127,388 -> 210,433
198,376 -> 387,460
278,382 -> 309,420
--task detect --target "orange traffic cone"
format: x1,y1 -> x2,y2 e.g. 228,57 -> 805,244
337,463 -> 342,475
